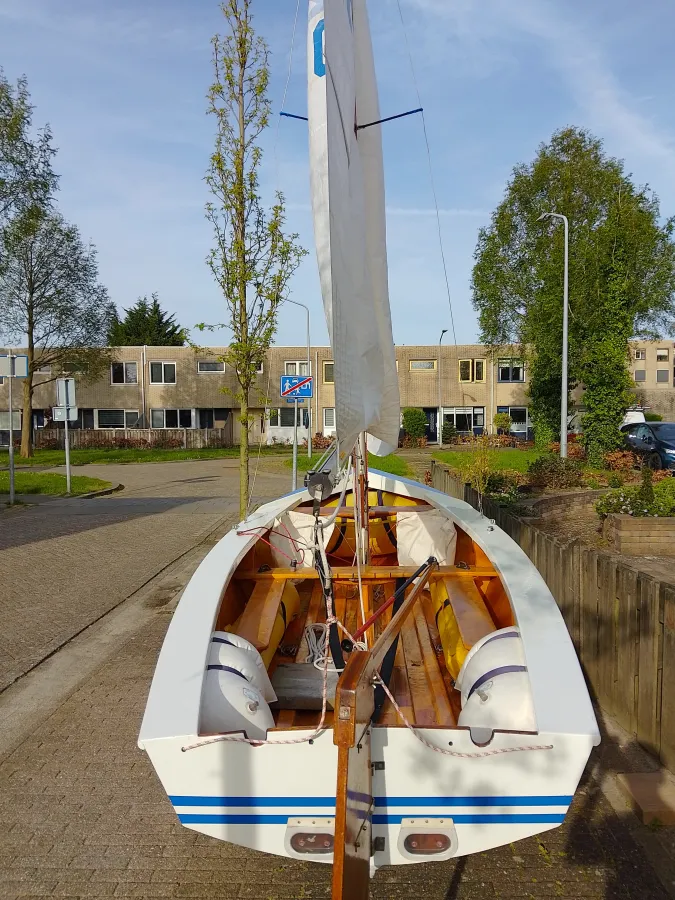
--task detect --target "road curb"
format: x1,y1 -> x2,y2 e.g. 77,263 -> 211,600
77,482 -> 124,499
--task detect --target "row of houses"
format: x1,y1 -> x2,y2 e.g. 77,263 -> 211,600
2,340 -> 674,445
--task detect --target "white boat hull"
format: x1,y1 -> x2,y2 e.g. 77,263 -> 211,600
139,471 -> 599,866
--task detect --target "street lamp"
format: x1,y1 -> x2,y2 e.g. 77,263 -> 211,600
284,298 -> 312,458
438,328 -> 448,447
538,211 -> 569,459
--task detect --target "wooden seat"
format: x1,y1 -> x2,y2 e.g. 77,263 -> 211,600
235,580 -> 286,652
443,577 -> 495,649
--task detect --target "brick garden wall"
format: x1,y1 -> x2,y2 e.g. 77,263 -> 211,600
603,514 -> 675,557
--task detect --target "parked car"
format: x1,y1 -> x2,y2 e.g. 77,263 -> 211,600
620,422 -> 675,471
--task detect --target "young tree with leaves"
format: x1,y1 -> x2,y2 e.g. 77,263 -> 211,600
108,293 -> 187,346
205,0 -> 306,518
0,211 -> 111,457
0,70 -> 57,224
472,127 -> 675,462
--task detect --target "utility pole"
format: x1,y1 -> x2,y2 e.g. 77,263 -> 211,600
538,212 -> 569,458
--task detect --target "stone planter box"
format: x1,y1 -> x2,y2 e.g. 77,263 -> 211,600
603,514 -> 675,556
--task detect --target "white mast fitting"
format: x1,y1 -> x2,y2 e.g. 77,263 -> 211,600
308,0 -> 400,461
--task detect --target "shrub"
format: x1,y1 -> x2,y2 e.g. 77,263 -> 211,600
607,473 -> 624,488
603,449 -> 638,472
596,474 -> 675,518
645,412 -> 663,422
402,407 -> 428,441
311,432 -> 333,450
547,441 -> 586,460
442,421 -> 458,444
527,455 -> 583,489
402,434 -> 428,449
493,412 -> 512,433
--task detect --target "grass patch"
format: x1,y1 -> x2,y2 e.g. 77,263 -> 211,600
0,446 -> 292,467
0,471 -> 113,496
433,448 -> 543,474
286,452 -> 411,478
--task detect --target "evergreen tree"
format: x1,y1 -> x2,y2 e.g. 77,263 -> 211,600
108,293 -> 186,346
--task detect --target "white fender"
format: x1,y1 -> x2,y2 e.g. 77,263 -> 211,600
456,627 -> 536,733
201,670 -> 274,740
209,632 -> 277,702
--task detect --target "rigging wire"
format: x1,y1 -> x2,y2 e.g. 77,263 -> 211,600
394,0 -> 457,348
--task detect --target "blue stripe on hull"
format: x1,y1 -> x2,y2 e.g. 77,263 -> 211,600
178,812 -> 567,826
169,794 -> 573,808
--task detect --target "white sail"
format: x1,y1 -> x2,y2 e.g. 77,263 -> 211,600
308,0 -> 400,458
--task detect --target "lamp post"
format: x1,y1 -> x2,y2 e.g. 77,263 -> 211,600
437,328 -> 448,447
284,298 -> 312,458
538,212 -> 569,459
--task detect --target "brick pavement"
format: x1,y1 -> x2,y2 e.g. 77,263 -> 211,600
0,460 -> 287,692
0,606 -> 672,900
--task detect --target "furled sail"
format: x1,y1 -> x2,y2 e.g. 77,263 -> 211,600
307,0 -> 400,458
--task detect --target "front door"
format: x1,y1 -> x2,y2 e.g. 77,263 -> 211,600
422,407 -> 438,443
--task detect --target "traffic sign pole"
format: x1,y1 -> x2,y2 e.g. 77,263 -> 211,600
292,398 -> 299,491
63,380 -> 72,494
7,356 -> 15,505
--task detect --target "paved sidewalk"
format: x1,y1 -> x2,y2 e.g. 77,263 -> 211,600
0,604 -> 673,900
0,460 -> 287,692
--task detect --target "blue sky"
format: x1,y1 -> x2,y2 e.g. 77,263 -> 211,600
1,0 -> 674,347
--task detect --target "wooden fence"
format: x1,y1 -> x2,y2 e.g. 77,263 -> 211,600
432,460 -> 675,770
35,427 -> 233,450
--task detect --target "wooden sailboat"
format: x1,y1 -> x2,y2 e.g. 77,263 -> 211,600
139,2 -> 599,897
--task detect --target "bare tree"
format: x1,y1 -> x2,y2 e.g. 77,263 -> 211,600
205,0 -> 306,518
0,210 -> 111,456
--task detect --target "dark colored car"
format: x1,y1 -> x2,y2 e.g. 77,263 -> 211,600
620,422 -> 675,471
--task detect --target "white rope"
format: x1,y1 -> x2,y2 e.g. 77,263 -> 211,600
372,673 -> 553,758
304,622 -> 367,672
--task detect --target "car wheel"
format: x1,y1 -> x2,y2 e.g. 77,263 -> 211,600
647,452 -> 662,471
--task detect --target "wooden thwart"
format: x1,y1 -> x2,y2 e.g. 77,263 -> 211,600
235,580 -> 285,651
235,564 -> 497,582
294,503 -> 432,518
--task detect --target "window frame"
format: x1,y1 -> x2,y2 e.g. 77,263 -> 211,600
110,361 -> 138,385
656,369 -> 670,384
150,408 -> 193,428
34,364 -> 52,376
284,360 -> 310,376
634,369 -> 647,382
497,358 -> 525,383
95,409 -> 139,430
458,359 -> 472,383
634,349 -> 646,361
473,359 -> 486,383
409,359 -> 437,372
197,360 -> 225,374
149,361 -> 177,385
656,348 -> 670,362
323,360 -> 334,384
323,407 -> 336,431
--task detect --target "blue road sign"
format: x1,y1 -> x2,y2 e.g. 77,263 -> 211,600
280,374 -> 313,399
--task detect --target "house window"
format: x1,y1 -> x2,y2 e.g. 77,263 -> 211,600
197,361 -> 225,374
410,359 -> 436,371
324,407 -> 336,430
442,407 -> 484,432
255,360 -> 263,374
323,361 -> 334,383
498,359 -> 524,382
285,361 -> 310,376
656,369 -> 669,383
458,360 -> 472,383
111,362 -> 138,384
96,409 -> 139,429
269,407 -> 307,427
151,408 -> 192,428
634,349 -> 646,360
473,407 -> 485,427
474,359 -> 485,382
634,370 -> 646,382
35,364 -> 51,375
149,361 -> 176,384
657,348 -> 669,362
